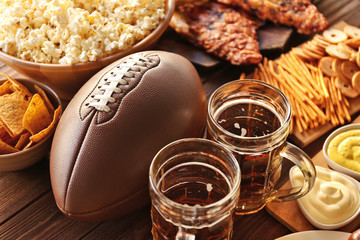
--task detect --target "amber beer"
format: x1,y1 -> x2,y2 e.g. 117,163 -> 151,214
212,99 -> 283,213
151,162 -> 233,239
149,139 -> 240,240
207,79 -> 316,215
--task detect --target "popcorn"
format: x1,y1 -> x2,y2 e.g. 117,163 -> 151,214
0,0 -> 165,64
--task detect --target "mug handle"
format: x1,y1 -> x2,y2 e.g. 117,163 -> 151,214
269,142 -> 316,202
176,227 -> 195,240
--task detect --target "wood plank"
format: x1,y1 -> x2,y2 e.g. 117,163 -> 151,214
317,0 -> 352,18
342,7 -> 360,28
233,210 -> 290,240
0,192 -> 100,239
0,160 -> 51,224
82,208 -> 153,240
266,115 -> 360,233
325,1 -> 360,26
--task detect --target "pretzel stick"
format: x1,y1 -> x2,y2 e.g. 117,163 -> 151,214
239,72 -> 246,80
289,52 -> 323,99
279,55 -> 318,100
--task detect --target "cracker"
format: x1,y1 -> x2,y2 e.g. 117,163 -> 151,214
323,29 -> 348,43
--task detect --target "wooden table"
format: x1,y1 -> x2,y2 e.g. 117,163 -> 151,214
1,1 -> 360,239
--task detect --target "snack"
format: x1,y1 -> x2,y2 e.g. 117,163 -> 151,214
169,1 -> 262,65
291,166 -> 360,226
323,29 -> 348,43
242,23 -> 360,133
217,0 -> 328,35
50,51 -> 207,221
0,73 -> 61,153
326,44 -> 351,59
338,42 -> 358,61
342,61 -> 359,80
0,0 -> 166,64
333,58 -> 348,80
335,77 -> 359,98
319,56 -> 336,77
327,128 -> 360,172
352,71 -> 360,92
344,38 -> 360,49
344,25 -> 360,39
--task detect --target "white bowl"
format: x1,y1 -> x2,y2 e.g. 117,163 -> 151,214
323,123 -> 360,181
290,166 -> 360,229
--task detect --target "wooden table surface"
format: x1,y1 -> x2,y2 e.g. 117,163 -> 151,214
1,1 -> 360,239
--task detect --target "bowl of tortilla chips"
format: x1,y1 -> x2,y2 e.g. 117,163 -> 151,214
0,74 -> 62,171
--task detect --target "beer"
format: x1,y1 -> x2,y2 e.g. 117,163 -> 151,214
215,100 -> 281,138
207,79 -> 315,215
151,161 -> 235,240
213,99 -> 283,213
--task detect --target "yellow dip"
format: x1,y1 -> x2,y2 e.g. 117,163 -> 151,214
291,166 -> 360,225
327,129 -> 360,173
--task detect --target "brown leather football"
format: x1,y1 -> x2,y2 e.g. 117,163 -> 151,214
50,51 -> 207,221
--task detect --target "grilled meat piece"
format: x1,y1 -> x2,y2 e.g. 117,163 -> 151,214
170,1 -> 262,65
217,0 -> 328,35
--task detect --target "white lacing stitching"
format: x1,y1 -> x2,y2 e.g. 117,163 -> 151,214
88,56 -> 149,112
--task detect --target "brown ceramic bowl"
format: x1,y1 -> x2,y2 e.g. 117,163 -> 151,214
0,0 -> 175,100
0,78 -> 62,171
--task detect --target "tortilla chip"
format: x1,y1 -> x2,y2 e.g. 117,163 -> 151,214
0,124 -> 8,139
0,139 -> 19,154
0,72 -> 32,98
0,91 -> 30,137
0,81 -> 13,96
29,105 -> 61,143
0,125 -> 20,147
23,140 -> 34,150
15,132 -> 31,150
22,93 -> 53,135
34,85 -> 54,114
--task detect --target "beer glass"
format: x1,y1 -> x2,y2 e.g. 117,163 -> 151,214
207,79 -> 316,215
149,138 -> 241,240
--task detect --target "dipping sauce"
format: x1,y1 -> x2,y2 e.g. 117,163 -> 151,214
327,129 -> 360,173
291,166 -> 360,225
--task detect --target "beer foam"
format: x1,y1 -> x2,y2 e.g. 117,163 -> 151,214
206,183 -> 213,192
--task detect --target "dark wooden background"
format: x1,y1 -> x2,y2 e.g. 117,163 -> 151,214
0,0 -> 360,239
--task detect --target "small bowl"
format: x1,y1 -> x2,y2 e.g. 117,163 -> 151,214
0,78 -> 62,171
323,123 -> 360,181
0,0 -> 175,100
290,166 -> 360,229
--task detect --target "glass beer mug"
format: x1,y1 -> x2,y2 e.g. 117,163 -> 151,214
149,138 -> 241,240
206,79 -> 316,215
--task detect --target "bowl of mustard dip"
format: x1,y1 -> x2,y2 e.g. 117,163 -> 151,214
323,123 -> 360,181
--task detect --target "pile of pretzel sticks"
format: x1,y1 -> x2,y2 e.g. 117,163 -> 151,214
241,24 -> 360,133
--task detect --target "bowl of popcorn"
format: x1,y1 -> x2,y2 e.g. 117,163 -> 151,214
0,73 -> 62,171
0,0 -> 175,100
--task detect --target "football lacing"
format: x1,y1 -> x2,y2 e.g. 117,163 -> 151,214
88,56 -> 149,112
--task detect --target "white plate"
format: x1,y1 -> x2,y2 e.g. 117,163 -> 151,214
275,230 -> 351,240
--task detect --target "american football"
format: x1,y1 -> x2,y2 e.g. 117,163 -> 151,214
50,51 -> 207,221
